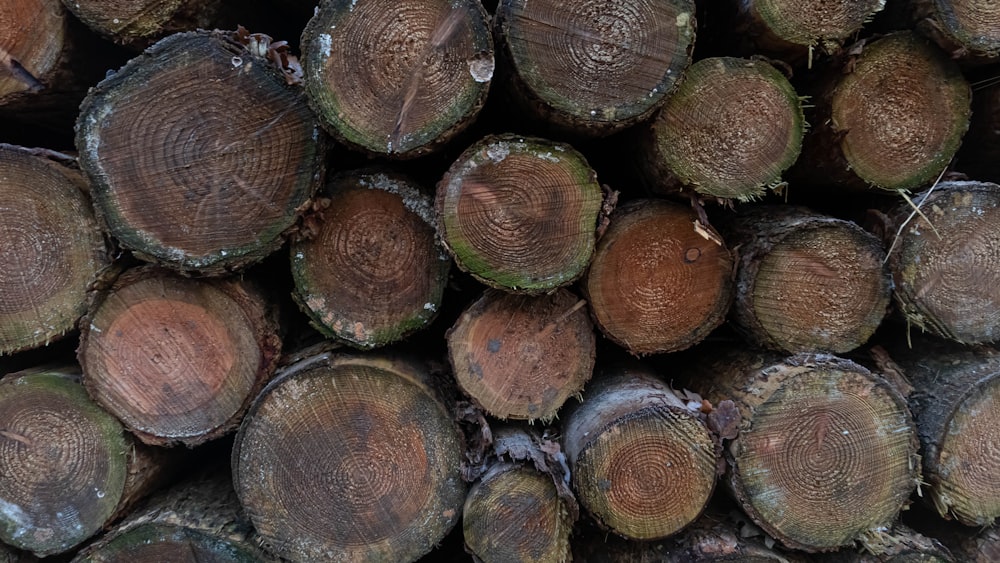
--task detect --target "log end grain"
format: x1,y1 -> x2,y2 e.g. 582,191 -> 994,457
0,145 -> 108,355
233,353 -> 466,562
887,181 -> 1000,344
437,134 -> 604,292
495,0 -> 695,135
830,32 -> 970,191
61,0 -> 221,45
0,0 -> 63,101
584,199 -> 733,355
744,0 -> 885,52
915,0 -> 1000,59
79,268 -> 281,447
291,170 -> 449,349
73,524 -> 263,563
301,0 -> 492,158
76,30 -> 325,275
648,57 -> 804,201
0,370 -> 129,557
447,288 -> 595,422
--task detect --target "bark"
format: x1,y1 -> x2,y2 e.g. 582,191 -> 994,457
926,523 -> 1000,563
641,57 -> 804,201
61,0 -> 224,47
818,525 -> 954,562
693,350 -> 920,552
447,288 -> 595,421
909,0 -> 1000,63
72,470 -> 274,562
721,205 -> 891,354
878,338 -> 1000,526
0,367 -> 174,557
0,144 -> 110,355
791,32 -> 971,192
75,29 -> 325,275
583,199 -> 733,355
436,134 -> 606,293
290,169 -> 450,349
493,0 -> 695,136
78,266 -> 282,447
300,0 -> 493,158
232,351 -> 466,563
462,425 -> 576,563
881,181 -> 1000,344
730,0 -> 886,63
562,362 -> 718,541
0,0 -> 127,138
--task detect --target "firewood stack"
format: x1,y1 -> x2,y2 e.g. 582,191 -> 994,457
3,0 -> 1000,561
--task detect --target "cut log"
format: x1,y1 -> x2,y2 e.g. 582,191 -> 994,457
819,525 -> 954,562
0,144 -> 109,355
60,0 -> 224,46
290,169 -> 449,349
72,471 -> 275,563
910,0 -> 1000,62
446,288 -> 595,421
76,29 -> 325,275
793,31 -> 970,192
562,363 -> 718,541
731,0 -> 886,62
642,57 -> 804,201
722,205 -> 891,354
877,339 -> 1000,526
694,350 -> 919,552
493,0 -> 695,136
583,199 -> 733,355
232,352 -> 466,563
0,367 -> 173,557
462,425 -> 576,563
436,134 -> 605,293
300,0 -> 492,158
881,181 -> 1000,344
78,267 -> 281,447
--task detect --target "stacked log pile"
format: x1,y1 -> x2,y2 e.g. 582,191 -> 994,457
4,0 -> 1000,561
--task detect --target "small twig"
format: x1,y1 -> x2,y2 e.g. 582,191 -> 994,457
883,165 -> 948,264
537,299 -> 587,338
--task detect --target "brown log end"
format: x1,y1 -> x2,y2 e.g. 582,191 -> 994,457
727,206 -> 891,354
0,144 -> 109,355
0,369 -> 130,557
648,57 -> 804,201
829,32 -> 970,191
232,353 -> 466,563
0,0 -> 62,101
584,199 -> 733,355
437,134 -> 604,293
495,0 -> 695,135
76,30 -> 325,275
742,0 -> 886,53
563,367 -> 717,541
62,0 -> 223,45
886,181 -> 1000,344
447,288 -> 595,422
301,0 -> 492,158
79,267 -> 281,447
291,170 -> 449,349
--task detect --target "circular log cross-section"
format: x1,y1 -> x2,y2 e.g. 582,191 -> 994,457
885,181 -> 1000,344
706,353 -> 919,552
563,366 -> 717,540
495,0 -> 695,134
447,288 -> 595,421
914,0 -> 1000,59
437,134 -> 604,292
0,0 -> 63,103
724,206 -> 891,354
829,32 -> 970,191
737,0 -> 886,56
584,199 -> 733,355
61,0 -> 222,45
0,370 -> 129,557
301,0 -> 493,158
233,353 -> 466,563
76,30 -> 325,275
79,268 -> 281,447
291,171 -> 449,349
647,57 -> 804,201
0,145 -> 108,355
